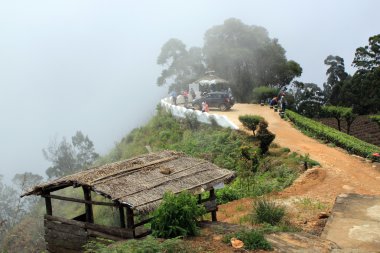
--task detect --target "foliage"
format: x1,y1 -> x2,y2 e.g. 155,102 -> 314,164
238,115 -> 263,135
84,236 -> 194,253
156,38 -> 205,92
323,55 -> 348,104
292,82 -> 324,117
352,34 -> 380,71
151,192 -> 206,238
251,199 -> 285,226
369,115 -> 380,127
203,18 -> 302,102
43,131 -> 99,178
252,86 -> 279,103
286,110 -> 379,159
222,229 -> 272,250
321,106 -> 357,134
256,120 -> 275,154
184,111 -> 200,130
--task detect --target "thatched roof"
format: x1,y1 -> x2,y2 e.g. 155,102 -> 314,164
195,71 -> 228,86
22,151 -> 236,213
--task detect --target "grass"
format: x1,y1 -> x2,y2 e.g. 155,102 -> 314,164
251,199 -> 285,226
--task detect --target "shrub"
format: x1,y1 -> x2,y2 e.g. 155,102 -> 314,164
369,115 -> 380,127
256,120 -> 275,154
252,199 -> 285,226
184,111 -> 200,130
238,115 -> 264,135
252,86 -> 279,103
216,186 -> 241,204
223,229 -> 272,250
151,192 -> 206,238
287,110 -> 379,159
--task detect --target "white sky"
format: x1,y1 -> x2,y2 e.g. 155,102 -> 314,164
0,0 -> 379,182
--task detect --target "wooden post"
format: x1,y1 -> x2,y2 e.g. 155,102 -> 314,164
210,189 -> 217,222
44,192 -> 52,215
119,206 -> 126,228
82,186 -> 94,223
198,194 -> 202,204
126,206 -> 134,231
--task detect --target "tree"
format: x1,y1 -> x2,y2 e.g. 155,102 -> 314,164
321,106 -> 357,134
203,18 -> 302,102
156,39 -> 205,92
353,34 -> 380,71
238,115 -> 264,135
323,55 -> 348,104
293,82 -> 324,117
43,131 -> 99,178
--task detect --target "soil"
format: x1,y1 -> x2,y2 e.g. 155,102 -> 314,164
185,103 -> 380,252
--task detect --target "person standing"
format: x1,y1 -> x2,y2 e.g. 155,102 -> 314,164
183,90 -> 189,107
280,95 -> 287,112
190,88 -> 196,99
204,101 -> 209,112
171,90 -> 177,105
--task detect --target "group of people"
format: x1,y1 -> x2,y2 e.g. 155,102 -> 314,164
270,93 -> 287,112
170,88 -> 197,106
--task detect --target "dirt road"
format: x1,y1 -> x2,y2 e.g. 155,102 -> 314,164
211,104 -> 380,204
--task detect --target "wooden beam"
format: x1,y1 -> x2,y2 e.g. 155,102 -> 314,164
44,192 -> 53,215
41,194 -> 119,207
126,206 -> 135,232
210,189 -> 217,222
45,215 -> 134,239
132,217 -> 153,229
82,186 -> 94,223
119,206 -> 125,228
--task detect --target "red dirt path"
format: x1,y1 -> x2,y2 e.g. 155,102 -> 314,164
212,103 -> 380,205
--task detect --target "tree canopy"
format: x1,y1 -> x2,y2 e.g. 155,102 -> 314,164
43,131 -> 99,178
157,18 -> 302,102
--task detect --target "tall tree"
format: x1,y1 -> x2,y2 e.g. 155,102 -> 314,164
352,34 -> 380,71
293,82 -> 324,117
323,55 -> 348,104
342,34 -> 380,114
203,18 -> 302,102
156,39 -> 205,92
43,131 -> 99,178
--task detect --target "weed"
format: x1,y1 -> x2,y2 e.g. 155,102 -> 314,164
252,199 -> 285,226
223,229 -> 272,250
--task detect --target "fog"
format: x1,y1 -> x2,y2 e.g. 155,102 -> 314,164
0,0 -> 379,182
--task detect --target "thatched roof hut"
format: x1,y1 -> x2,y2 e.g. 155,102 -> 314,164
22,151 -> 236,252
23,150 -> 235,213
195,70 -> 229,86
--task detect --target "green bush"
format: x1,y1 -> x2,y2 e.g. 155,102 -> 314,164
151,192 -> 206,238
252,199 -> 285,226
238,115 -> 264,135
287,110 -> 379,159
252,86 -> 279,103
369,115 -> 380,127
223,229 -> 272,250
256,120 -> 275,154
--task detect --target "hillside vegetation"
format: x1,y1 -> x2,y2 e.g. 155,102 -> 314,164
1,106 -> 314,253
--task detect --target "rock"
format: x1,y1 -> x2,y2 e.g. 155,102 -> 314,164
265,232 -> 340,253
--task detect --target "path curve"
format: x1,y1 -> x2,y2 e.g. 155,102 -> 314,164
211,104 -> 380,204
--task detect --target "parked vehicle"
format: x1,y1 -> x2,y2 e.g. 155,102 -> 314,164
192,91 -> 235,111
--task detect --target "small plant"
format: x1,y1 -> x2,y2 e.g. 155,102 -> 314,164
281,147 -> 291,153
223,229 -> 272,250
252,199 -> 285,226
151,191 -> 206,238
238,115 -> 264,135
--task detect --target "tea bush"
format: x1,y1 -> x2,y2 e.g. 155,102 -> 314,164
287,110 -> 379,159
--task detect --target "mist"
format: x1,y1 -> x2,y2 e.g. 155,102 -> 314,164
0,0 -> 379,182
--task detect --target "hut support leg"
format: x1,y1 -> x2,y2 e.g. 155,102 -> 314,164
119,206 -> 126,228
126,206 -> 135,237
44,192 -> 52,215
83,186 -> 94,223
210,189 -> 217,222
